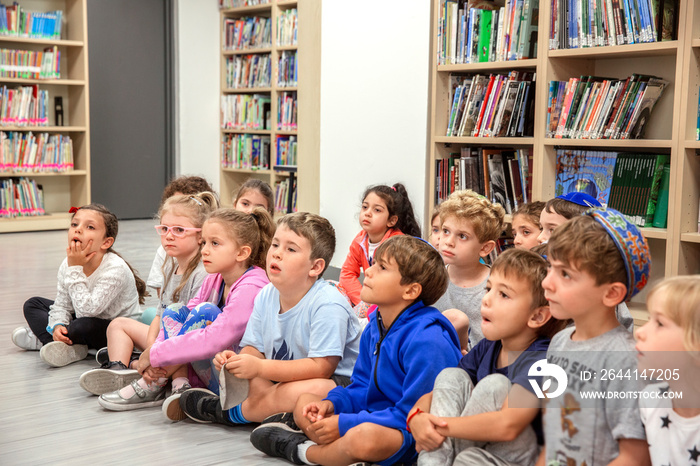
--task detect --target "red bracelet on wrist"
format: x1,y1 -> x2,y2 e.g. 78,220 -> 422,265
406,407 -> 423,433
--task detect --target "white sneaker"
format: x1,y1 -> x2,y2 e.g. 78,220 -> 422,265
79,366 -> 141,396
39,341 -> 88,367
11,326 -> 42,351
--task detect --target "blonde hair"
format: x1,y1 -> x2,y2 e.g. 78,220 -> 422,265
207,207 -> 276,269
277,212 -> 336,275
439,189 -> 505,243
159,192 -> 219,302
374,236 -> 448,306
647,276 -> 700,353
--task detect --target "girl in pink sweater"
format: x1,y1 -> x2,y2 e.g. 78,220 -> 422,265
98,208 -> 274,419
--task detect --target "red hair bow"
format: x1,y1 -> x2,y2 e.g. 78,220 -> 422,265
69,207 -> 80,214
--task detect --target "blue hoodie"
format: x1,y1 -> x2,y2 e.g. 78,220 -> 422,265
325,300 -> 462,436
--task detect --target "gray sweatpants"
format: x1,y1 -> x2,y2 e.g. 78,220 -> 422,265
418,368 -> 538,466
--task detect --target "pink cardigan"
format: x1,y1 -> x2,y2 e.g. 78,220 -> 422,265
339,228 -> 403,305
149,266 -> 269,367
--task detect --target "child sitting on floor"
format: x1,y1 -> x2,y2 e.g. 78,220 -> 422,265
179,212 -> 362,426
409,248 -> 565,466
250,235 -> 462,465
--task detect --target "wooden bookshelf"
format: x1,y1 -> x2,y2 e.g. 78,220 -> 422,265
0,0 -> 90,233
218,0 -> 320,215
427,0 -> 698,316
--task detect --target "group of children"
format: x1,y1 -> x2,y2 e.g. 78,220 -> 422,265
10,174 -> 700,466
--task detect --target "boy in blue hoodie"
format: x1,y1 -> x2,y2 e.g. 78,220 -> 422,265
250,235 -> 463,465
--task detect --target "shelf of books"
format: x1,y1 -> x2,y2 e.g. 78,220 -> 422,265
676,0 -> 700,275
0,0 -> 90,233
219,0 -> 319,215
430,0 -> 695,310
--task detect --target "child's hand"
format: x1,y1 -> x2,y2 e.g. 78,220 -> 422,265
141,365 -> 167,384
52,325 -> 72,345
213,350 -> 236,371
410,412 -> 447,453
66,239 -> 96,267
302,400 -> 335,423
306,415 -> 340,445
224,353 -> 261,379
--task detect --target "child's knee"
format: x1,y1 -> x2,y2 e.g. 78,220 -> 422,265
190,302 -> 222,321
161,303 -> 189,321
473,374 -> 511,401
443,309 -> 469,332
434,366 -> 473,391
343,424 -> 379,459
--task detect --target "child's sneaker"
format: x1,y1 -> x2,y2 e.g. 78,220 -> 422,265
260,412 -> 302,433
79,363 -> 141,396
162,382 -> 192,421
250,423 -> 308,465
11,326 -> 42,351
98,380 -> 166,411
39,341 -> 88,367
95,347 -> 141,368
179,388 -> 234,425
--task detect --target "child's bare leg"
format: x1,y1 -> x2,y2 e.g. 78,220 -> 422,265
443,309 -> 469,353
305,423 -> 404,466
242,377 -> 337,422
106,317 -> 149,365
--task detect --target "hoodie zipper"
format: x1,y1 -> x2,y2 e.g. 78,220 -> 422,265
372,305 -> 413,398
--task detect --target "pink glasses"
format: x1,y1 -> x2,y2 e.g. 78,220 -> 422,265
154,225 -> 202,237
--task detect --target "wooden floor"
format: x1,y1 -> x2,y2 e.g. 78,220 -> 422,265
0,220 -> 278,465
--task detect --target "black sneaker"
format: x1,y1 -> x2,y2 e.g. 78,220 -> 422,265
179,388 -> 234,425
95,348 -> 142,368
260,412 -> 302,433
250,424 -> 308,465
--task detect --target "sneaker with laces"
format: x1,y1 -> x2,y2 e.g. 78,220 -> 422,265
162,382 -> 192,422
250,423 -> 308,465
39,341 -> 88,367
79,364 -> 141,396
260,412 -> 302,433
95,347 -> 142,369
11,326 -> 42,351
98,380 -> 166,411
179,388 -> 234,425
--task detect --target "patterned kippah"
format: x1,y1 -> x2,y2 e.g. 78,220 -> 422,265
584,208 -> 651,301
557,191 -> 602,207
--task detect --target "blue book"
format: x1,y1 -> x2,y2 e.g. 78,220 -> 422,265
555,149 -> 619,206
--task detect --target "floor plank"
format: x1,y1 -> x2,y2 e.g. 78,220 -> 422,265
0,220 -> 279,465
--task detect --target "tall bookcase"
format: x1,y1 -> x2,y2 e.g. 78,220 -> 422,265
428,0 -> 698,314
0,0 -> 90,233
219,0 -> 320,215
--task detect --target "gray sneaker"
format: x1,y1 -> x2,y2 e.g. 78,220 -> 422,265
98,380 -> 166,411
162,382 -> 193,422
11,326 -> 42,351
39,341 -> 88,367
79,365 -> 141,396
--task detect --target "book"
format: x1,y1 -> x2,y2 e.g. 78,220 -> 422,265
485,149 -> 509,211
623,76 -> 668,139
478,9 -> 492,62
651,163 -> 670,228
555,149 -> 618,206
643,155 -> 670,226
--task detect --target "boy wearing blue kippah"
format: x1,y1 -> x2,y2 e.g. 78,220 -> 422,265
537,193 -> 634,332
537,208 -> 652,466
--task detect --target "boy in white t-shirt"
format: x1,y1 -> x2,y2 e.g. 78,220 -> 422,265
179,212 -> 362,425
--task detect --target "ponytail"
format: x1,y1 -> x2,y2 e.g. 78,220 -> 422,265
248,207 -> 276,268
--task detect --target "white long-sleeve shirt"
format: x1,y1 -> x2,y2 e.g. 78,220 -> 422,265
47,252 -> 141,331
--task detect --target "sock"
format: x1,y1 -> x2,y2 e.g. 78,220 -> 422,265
171,377 -> 188,391
297,440 -> 318,465
226,404 -> 249,424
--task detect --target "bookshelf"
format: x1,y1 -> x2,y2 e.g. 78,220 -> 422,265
0,0 -> 90,233
428,0 -> 698,312
218,0 -> 320,216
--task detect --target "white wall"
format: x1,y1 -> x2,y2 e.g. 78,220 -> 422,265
175,0 -> 220,191
319,1 -> 431,268
174,1 -> 432,267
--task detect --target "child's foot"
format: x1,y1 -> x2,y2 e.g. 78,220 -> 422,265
260,412 -> 302,433
39,341 -> 88,367
179,388 -> 234,425
79,364 -> 141,395
95,347 -> 142,368
250,423 -> 308,465
162,382 -> 193,422
11,326 -> 42,351
98,380 -> 166,411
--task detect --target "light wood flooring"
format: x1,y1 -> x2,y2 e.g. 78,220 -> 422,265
0,220 -> 278,465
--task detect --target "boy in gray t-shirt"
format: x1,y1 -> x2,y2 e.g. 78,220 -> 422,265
539,208 -> 652,466
433,190 -> 505,351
